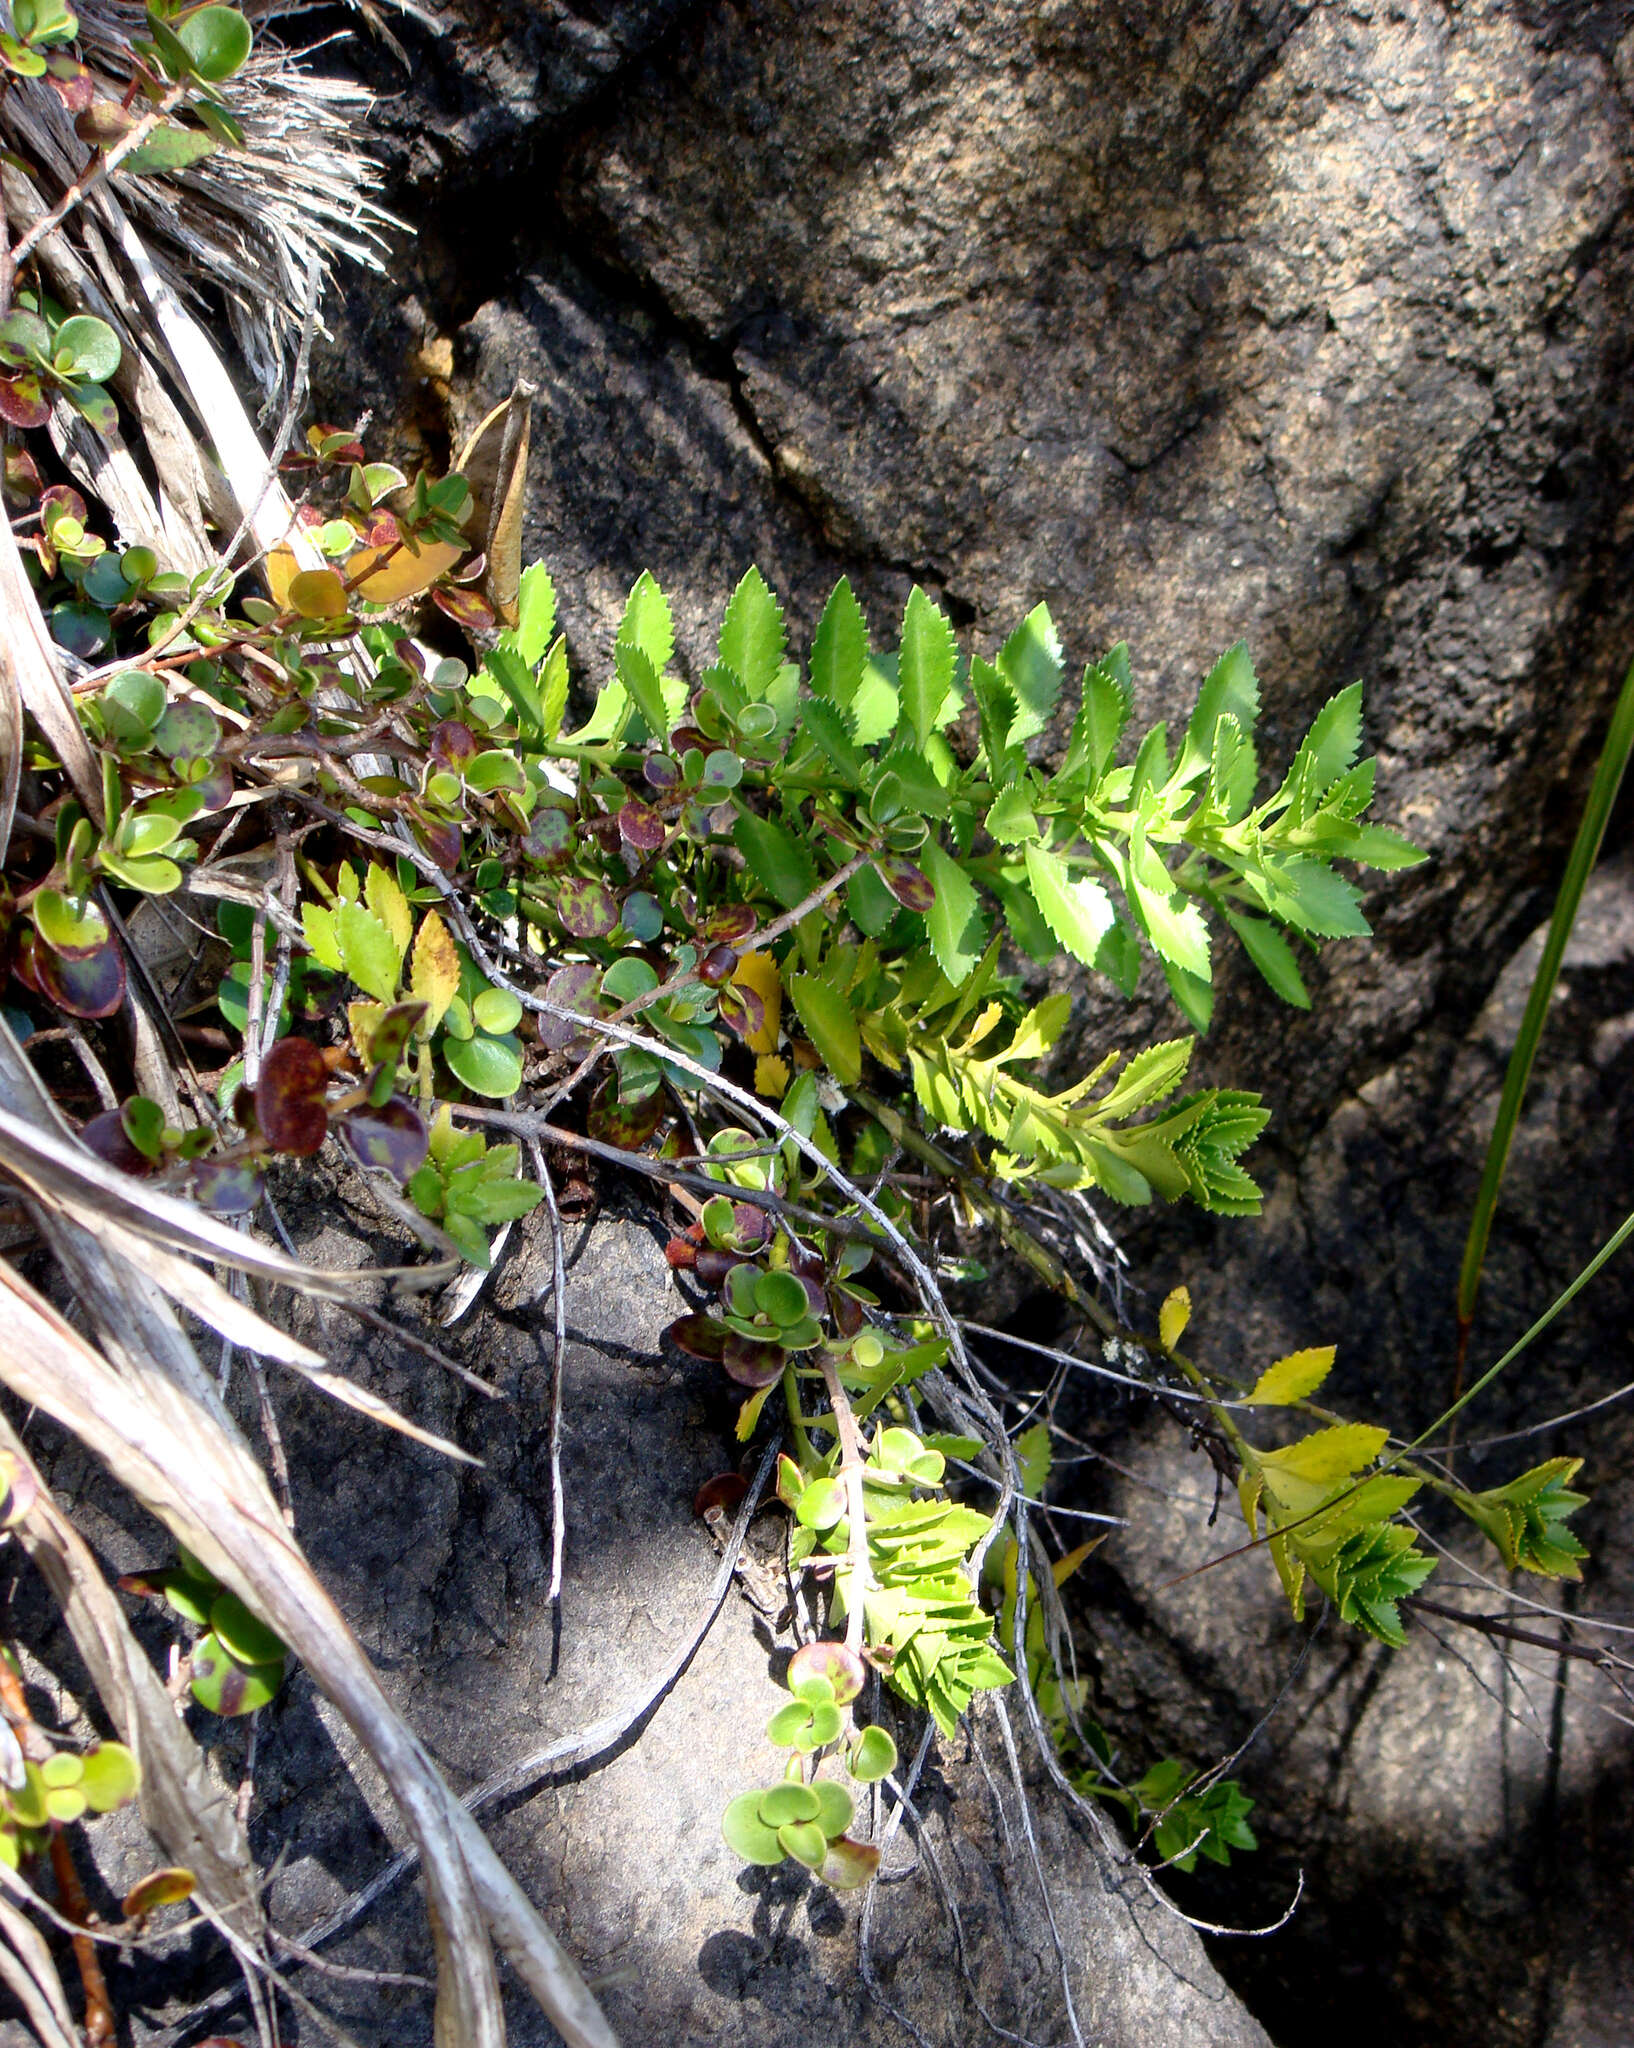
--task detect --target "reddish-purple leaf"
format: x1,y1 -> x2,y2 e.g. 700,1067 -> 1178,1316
2,444 -> 44,507
723,1334 -> 787,1389
524,806 -> 575,869
37,938 -> 126,1019
829,1288 -> 866,1338
788,1639 -> 867,1706
431,585 -> 495,633
254,1036 -> 330,1157
79,1107 -> 153,1175
188,1159 -> 264,1216
874,857 -> 935,914
336,1098 -> 429,1180
430,720 -> 478,769
664,1314 -> 730,1363
699,904 -> 757,946
556,876 -> 619,940
694,1246 -> 751,1290
190,766 -> 234,812
694,1471 -> 749,1518
618,799 -> 665,853
45,58 -> 96,111
0,374 -> 49,431
40,485 -> 88,528
697,943 -> 739,987
734,1202 -> 772,1248
587,1075 -> 667,1151
360,1001 -> 426,1074
413,815 -> 463,872
716,982 -> 765,1043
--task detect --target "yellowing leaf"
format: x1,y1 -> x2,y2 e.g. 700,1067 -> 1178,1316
410,909 -> 460,1035
1260,1424 -> 1387,1486
1159,1285 -> 1191,1352
347,1000 -> 385,1061
1051,1537 -> 1104,1587
345,537 -> 463,604
732,950 -> 782,1056
364,862 -> 413,957
1245,1344 -> 1335,1407
754,1053 -> 790,1099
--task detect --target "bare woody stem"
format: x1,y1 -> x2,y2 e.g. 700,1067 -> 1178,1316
816,1348 -> 872,1657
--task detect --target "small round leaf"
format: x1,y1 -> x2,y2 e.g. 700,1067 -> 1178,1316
721,1791 -> 784,1866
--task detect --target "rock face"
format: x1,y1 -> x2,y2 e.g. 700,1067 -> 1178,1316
289,3 -> 1634,2044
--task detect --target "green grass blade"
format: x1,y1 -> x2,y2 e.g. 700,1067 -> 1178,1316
1456,654 -> 1634,1342
1419,1204 -> 1634,1454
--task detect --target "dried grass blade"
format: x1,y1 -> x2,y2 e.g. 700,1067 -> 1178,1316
0,510 -> 103,824
0,1892 -> 79,2048
0,1261 -> 617,2048
0,1411 -> 264,1942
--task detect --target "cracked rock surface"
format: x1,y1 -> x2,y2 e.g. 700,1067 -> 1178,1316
284,2 -> 1634,2042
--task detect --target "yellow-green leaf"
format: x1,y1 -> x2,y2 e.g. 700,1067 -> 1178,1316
1245,1344 -> 1335,1407
335,900 -> 402,1005
1159,1285 -> 1190,1352
1260,1423 -> 1387,1485
364,862 -> 413,957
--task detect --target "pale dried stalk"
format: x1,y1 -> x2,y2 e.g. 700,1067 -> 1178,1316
0,1257 -> 618,2048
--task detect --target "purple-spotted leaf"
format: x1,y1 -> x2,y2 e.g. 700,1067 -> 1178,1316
358,1000 -> 426,1073
644,756 -> 682,792
873,856 -> 935,914
537,960 -> 605,1052
618,798 -> 665,852
254,1036 -> 329,1157
723,1334 -> 786,1389
523,806 -> 574,869
337,1098 -> 429,1180
788,1639 -> 867,1707
429,719 -> 478,769
556,875 -> 619,939
187,1158 -> 264,1216
697,943 -> 739,987
413,815 -> 463,872
37,936 -> 125,1018
664,1314 -> 730,1363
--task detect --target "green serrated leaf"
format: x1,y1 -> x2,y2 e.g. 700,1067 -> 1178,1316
719,565 -> 786,699
617,568 -> 673,676
897,586 -> 956,753
732,813 -> 817,911
787,972 -> 861,1086
921,841 -> 987,988
811,575 -> 869,708
998,602 -> 1063,747
1022,844 -> 1115,966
